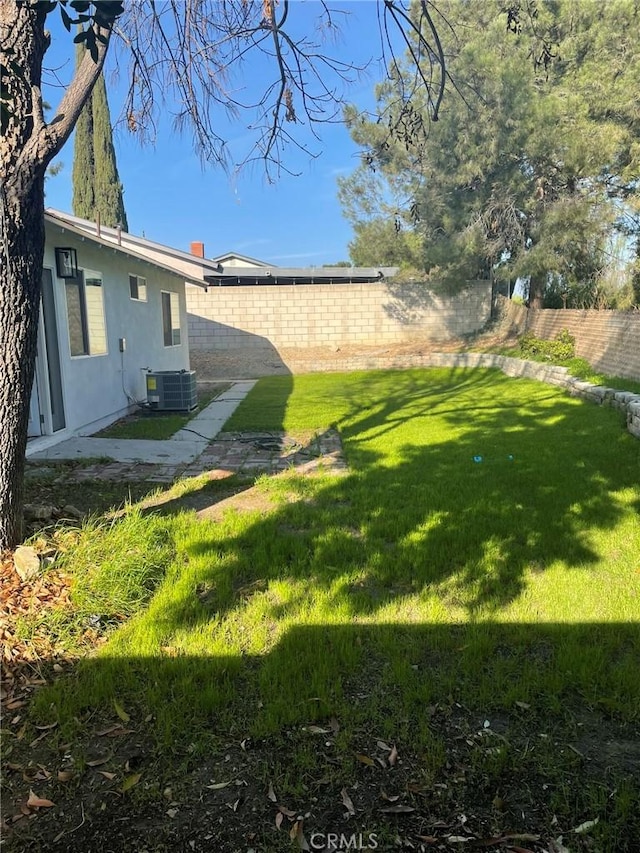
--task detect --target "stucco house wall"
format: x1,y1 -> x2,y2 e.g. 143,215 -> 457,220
29,221 -> 191,445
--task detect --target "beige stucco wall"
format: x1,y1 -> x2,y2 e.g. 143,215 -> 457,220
186,280 -> 492,351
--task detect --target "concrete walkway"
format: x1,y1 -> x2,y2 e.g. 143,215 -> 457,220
28,381 -> 257,465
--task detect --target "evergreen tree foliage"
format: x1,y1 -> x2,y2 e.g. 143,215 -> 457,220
91,71 -> 128,230
339,0 -> 640,307
71,61 -> 95,219
72,42 -> 128,229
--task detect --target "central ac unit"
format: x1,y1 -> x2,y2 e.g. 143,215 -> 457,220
146,370 -> 197,411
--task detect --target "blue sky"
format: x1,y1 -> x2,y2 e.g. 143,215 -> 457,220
43,1 -> 397,266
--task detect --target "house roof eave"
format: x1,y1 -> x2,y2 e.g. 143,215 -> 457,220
45,212 -> 208,288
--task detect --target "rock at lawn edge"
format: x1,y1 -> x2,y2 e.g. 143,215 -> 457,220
61,504 -> 84,520
23,503 -> 55,521
13,546 -> 41,582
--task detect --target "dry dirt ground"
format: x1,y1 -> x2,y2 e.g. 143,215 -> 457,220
188,329 -> 519,381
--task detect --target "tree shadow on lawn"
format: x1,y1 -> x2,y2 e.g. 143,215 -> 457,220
13,370 -> 640,851
14,622 -> 640,853
168,367 -> 639,622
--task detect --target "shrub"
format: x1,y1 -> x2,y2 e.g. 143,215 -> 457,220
518,328 -> 575,363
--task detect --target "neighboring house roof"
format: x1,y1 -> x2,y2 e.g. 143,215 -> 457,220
45,210 -> 208,288
46,209 -> 398,286
209,251 -> 271,268
46,209 -> 218,284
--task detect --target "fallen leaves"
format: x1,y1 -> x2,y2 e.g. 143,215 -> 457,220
0,548 -> 73,712
341,787 -> 356,817
113,699 -> 130,724
301,725 -> 330,735
26,790 -> 55,809
573,817 -> 599,834
267,781 -> 304,835
277,804 -> 297,818
289,819 -> 309,850
1,532 -> 112,718
96,724 -> 134,737
120,772 -> 142,793
21,765 -> 51,783
206,781 -> 232,791
379,803 -> 415,814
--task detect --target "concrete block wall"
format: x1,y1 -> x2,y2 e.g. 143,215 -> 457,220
493,295 -> 528,336
527,309 -> 640,382
186,281 -> 492,351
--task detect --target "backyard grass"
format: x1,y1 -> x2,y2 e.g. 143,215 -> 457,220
5,368 -> 640,852
94,383 -> 231,440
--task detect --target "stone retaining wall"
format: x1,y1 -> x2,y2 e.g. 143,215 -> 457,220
425,353 -> 640,440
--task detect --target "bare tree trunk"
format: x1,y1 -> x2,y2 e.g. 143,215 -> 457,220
0,1 -> 112,549
0,2 -> 49,548
0,179 -> 45,548
528,274 -> 546,310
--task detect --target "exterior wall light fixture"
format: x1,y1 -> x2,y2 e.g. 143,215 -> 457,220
55,247 -> 79,279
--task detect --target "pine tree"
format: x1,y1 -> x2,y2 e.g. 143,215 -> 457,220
72,42 -> 128,229
339,0 -> 628,306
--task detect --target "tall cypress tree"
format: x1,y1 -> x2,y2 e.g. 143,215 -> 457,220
71,62 -> 95,220
91,72 -> 128,230
72,43 -> 128,230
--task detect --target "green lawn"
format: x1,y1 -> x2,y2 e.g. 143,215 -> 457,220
95,384 -> 231,440
16,369 -> 640,850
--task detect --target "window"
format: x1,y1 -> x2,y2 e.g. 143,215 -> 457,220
129,274 -> 147,301
161,291 -> 181,346
65,269 -> 107,356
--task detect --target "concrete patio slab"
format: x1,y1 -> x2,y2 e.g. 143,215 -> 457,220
28,436 -> 207,464
28,380 -> 257,464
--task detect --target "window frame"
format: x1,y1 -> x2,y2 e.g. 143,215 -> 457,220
129,273 -> 148,302
161,290 -> 181,347
64,268 -> 108,358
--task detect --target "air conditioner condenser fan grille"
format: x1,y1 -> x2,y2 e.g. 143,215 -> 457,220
146,370 -> 197,411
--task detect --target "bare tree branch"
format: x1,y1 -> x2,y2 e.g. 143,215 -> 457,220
43,21 -> 113,162
102,1 -> 448,179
